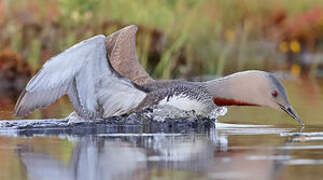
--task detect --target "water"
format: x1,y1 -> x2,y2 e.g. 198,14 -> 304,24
0,125 -> 322,180
1,78 -> 323,180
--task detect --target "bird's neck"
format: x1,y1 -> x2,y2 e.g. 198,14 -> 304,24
204,74 -> 261,107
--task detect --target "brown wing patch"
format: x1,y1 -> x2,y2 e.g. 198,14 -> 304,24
106,25 -> 153,85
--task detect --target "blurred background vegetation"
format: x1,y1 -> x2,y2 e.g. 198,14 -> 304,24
2,0 -> 323,78
1,0 -> 323,122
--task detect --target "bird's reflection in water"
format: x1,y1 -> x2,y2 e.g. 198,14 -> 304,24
15,126 -> 297,180
17,137 -> 147,180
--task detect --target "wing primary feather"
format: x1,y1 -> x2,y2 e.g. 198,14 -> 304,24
14,35 -> 106,118
15,89 -> 27,116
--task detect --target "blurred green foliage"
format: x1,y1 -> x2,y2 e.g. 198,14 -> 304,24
1,0 -> 323,79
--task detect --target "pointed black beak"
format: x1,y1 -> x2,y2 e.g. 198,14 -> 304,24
280,105 -> 304,126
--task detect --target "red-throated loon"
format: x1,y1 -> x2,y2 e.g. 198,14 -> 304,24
14,25 -> 304,126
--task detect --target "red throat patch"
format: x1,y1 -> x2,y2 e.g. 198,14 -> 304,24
212,97 -> 258,106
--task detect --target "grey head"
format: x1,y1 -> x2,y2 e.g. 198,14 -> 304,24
266,73 -> 303,126
205,70 -> 304,126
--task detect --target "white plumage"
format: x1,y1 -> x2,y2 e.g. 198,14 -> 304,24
158,94 -> 211,115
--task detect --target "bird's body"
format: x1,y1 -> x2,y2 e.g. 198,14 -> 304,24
14,25 -> 304,126
135,80 -> 214,115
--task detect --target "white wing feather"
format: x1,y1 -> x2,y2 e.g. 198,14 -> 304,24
15,35 -> 146,119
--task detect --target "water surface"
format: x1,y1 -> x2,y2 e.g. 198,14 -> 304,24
0,78 -> 323,180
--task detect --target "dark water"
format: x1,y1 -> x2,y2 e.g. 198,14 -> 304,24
1,78 -> 323,180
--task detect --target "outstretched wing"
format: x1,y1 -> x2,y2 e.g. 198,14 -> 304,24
15,35 -> 147,119
106,25 -> 153,85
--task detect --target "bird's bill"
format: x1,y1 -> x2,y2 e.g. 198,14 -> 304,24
280,105 -> 304,126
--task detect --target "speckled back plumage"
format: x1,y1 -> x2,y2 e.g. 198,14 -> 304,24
135,81 -> 213,112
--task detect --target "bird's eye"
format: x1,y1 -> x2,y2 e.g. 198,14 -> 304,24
272,90 -> 278,97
